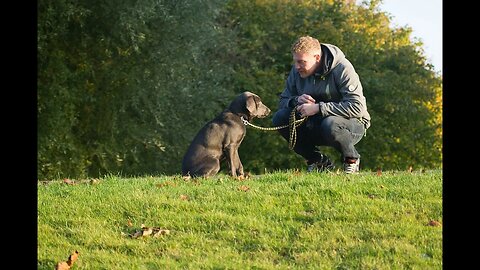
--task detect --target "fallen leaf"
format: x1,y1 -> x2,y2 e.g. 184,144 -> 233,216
127,219 -> 133,227
376,168 -> 382,176
67,250 -> 79,266
55,250 -> 79,270
90,179 -> 100,185
152,228 -> 170,237
427,220 -> 442,227
238,185 -> 250,192
131,225 -> 171,238
131,231 -> 143,238
63,179 -> 75,185
55,262 -> 70,270
142,227 -> 153,236
407,166 -> 413,173
180,194 -> 189,201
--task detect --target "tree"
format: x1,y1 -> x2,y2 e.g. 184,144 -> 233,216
38,0 -> 236,179
38,0 -> 442,179
222,0 -> 442,172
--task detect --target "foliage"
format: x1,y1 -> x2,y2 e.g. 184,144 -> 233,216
222,0 -> 442,172
38,0 -> 442,179
38,0 -> 236,179
38,170 -> 442,269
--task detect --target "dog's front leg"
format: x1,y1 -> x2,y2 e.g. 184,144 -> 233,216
233,149 -> 244,178
226,145 -> 245,178
225,146 -> 237,177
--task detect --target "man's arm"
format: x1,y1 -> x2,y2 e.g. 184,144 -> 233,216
317,60 -> 368,119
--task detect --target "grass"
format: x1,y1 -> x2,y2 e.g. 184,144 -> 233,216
38,169 -> 442,269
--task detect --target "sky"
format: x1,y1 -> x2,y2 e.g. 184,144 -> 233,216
358,0 -> 443,74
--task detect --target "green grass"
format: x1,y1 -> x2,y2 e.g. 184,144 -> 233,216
38,170 -> 442,269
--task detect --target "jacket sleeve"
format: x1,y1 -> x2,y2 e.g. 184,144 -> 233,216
317,60 -> 368,120
278,67 -> 299,109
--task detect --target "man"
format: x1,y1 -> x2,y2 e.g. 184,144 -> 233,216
272,36 -> 371,173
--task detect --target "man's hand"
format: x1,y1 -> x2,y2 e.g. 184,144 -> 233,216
296,94 -> 318,117
297,94 -> 316,105
297,103 -> 319,117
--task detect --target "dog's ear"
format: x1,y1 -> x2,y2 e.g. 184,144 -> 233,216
246,95 -> 257,114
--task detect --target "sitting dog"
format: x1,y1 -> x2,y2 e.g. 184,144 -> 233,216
182,91 -> 271,178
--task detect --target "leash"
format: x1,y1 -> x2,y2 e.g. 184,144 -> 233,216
241,107 -> 308,150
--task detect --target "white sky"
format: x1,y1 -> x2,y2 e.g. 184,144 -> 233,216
358,0 -> 443,74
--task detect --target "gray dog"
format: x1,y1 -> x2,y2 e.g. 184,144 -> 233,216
182,91 -> 271,178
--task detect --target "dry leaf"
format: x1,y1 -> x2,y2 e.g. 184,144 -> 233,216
407,166 -> 413,173
131,225 -> 171,238
376,169 -> 382,176
142,227 -> 153,236
427,220 -> 442,227
63,178 -> 75,185
90,179 -> 100,185
180,194 -> 189,201
152,228 -> 170,237
127,219 -> 133,227
55,250 -> 79,270
55,262 -> 70,270
67,250 -> 79,266
131,231 -> 143,238
238,185 -> 250,192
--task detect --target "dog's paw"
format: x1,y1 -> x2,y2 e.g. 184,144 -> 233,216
182,174 -> 191,181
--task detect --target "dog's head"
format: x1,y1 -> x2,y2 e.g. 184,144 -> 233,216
230,91 -> 271,120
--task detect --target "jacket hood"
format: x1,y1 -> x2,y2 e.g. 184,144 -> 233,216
316,43 -> 346,76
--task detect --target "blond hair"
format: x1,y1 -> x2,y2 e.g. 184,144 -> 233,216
291,36 -> 321,55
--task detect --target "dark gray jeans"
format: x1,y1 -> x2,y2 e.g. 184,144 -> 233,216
272,108 -> 365,162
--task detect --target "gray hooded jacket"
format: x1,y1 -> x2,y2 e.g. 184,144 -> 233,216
279,43 -> 371,129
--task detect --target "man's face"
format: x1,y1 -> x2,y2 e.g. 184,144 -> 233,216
293,52 -> 320,78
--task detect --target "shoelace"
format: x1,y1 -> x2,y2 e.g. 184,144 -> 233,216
344,160 -> 359,173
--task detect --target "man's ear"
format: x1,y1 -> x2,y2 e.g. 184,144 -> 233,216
315,54 -> 321,62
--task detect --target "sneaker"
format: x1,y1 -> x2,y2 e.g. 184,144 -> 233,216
307,154 -> 335,172
343,158 -> 360,174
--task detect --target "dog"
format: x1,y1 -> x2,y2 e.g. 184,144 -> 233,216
182,91 -> 271,178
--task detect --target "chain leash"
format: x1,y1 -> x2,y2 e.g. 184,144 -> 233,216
241,107 -> 307,150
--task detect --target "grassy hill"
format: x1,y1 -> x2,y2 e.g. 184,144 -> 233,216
38,170 -> 442,269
